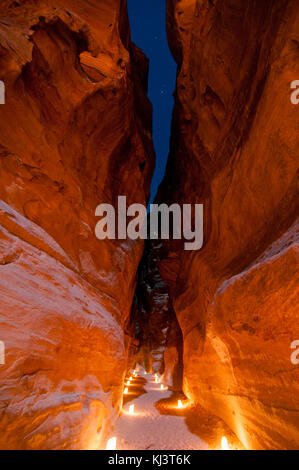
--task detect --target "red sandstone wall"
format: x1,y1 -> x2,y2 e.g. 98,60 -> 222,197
0,0 -> 154,449
158,0 -> 299,449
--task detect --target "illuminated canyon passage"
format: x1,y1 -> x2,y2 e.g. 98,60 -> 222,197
0,0 -> 298,451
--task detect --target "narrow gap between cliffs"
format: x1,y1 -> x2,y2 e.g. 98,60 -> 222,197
126,1 -> 183,388
127,0 -> 177,204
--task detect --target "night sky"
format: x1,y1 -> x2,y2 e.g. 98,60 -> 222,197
127,0 -> 177,202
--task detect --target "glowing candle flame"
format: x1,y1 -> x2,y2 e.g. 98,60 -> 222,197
124,387 -> 128,395
154,374 -> 159,383
106,437 -> 116,450
126,381 -> 130,386
160,384 -> 164,390
221,436 -> 229,450
129,376 -> 132,380
178,399 -> 183,408
129,404 -> 134,415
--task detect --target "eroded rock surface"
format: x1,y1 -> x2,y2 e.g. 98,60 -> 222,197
155,0 -> 299,449
130,240 -> 183,391
0,0 -> 154,449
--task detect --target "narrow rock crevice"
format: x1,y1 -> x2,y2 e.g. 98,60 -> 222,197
0,0 -> 298,451
128,239 -> 184,392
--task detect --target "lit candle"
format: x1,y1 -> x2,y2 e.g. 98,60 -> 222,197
126,381 -> 130,386
154,374 -> 158,383
124,387 -> 128,395
178,399 -> 183,408
160,384 -> 164,390
106,437 -> 117,450
129,404 -> 134,415
221,436 -> 229,450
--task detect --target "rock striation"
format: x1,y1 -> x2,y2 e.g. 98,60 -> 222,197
154,0 -> 299,449
0,0 -> 154,449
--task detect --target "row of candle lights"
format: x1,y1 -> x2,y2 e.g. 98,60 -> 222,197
106,369 -> 231,450
106,436 -> 230,451
124,372 -> 168,395
106,370 -> 171,449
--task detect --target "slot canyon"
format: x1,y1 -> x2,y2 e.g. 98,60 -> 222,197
0,0 -> 298,451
